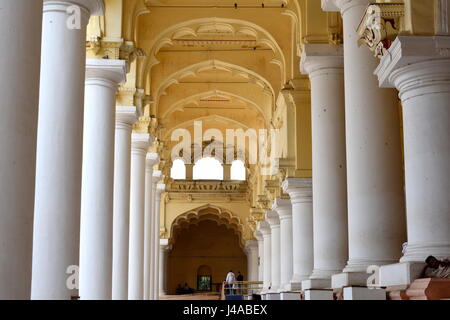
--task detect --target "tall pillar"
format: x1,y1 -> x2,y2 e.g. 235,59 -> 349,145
159,239 -> 170,297
245,240 -> 259,282
375,36 -> 450,262
300,44 -> 348,288
323,0 -> 406,285
128,133 -> 152,300
265,211 -> 280,293
143,153 -> 159,300
282,178 -> 313,290
32,0 -> 105,300
112,106 -> 138,300
153,183 -> 166,300
258,221 -> 271,292
79,60 -> 127,300
254,230 -> 264,282
272,199 -> 293,292
0,0 -> 43,300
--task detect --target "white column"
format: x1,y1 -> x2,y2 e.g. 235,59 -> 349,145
153,183 -> 166,300
254,230 -> 264,282
143,153 -> 159,300
245,240 -> 259,282
112,106 -> 138,300
79,60 -> 127,300
323,0 -> 406,275
272,199 -> 293,292
265,210 -> 280,292
375,36 -> 450,262
0,0 -> 43,300
32,0 -> 104,300
159,239 -> 170,296
258,221 -> 271,292
300,44 -> 348,285
128,133 -> 152,300
282,178 -> 313,289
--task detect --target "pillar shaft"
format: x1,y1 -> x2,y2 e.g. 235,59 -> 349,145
143,154 -> 159,300
254,232 -> 264,282
153,183 -> 165,300
79,60 -> 127,300
258,221 -> 271,292
0,0 -> 43,300
282,178 -> 313,289
301,44 -> 348,279
245,241 -> 259,282
159,240 -> 170,296
273,199 -> 293,291
112,106 -> 137,300
128,134 -> 152,300
32,0 -> 104,300
266,211 -> 280,292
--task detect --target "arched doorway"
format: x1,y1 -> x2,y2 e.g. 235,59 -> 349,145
197,265 -> 212,292
167,206 -> 247,295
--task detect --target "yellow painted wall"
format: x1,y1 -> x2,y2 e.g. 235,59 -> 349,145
167,220 -> 247,294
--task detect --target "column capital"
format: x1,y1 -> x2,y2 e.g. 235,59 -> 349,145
272,198 -> 292,219
86,59 -> 128,89
160,238 -> 170,250
146,153 -> 160,170
375,36 -> 450,92
116,106 -> 137,127
155,184 -> 166,197
265,210 -> 280,228
131,133 -> 152,153
257,220 -> 271,236
282,178 -> 312,203
301,44 -> 344,77
254,229 -> 264,242
245,240 -> 258,252
44,0 -> 105,15
152,170 -> 163,185
322,0 -> 370,14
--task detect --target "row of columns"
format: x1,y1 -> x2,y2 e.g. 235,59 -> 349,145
0,0 -> 166,300
253,0 -> 450,298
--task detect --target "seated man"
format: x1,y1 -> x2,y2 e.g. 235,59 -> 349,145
422,256 -> 450,278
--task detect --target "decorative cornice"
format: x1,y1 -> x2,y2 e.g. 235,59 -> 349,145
357,3 -> 405,59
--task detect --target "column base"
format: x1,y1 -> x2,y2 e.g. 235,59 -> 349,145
332,272 -> 370,289
379,262 -> 426,287
286,280 -> 303,291
265,293 -> 281,300
302,279 -> 332,290
304,289 -> 334,300
280,292 -> 302,300
343,287 -> 386,300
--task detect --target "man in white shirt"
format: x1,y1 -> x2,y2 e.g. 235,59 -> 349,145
225,270 -> 236,295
